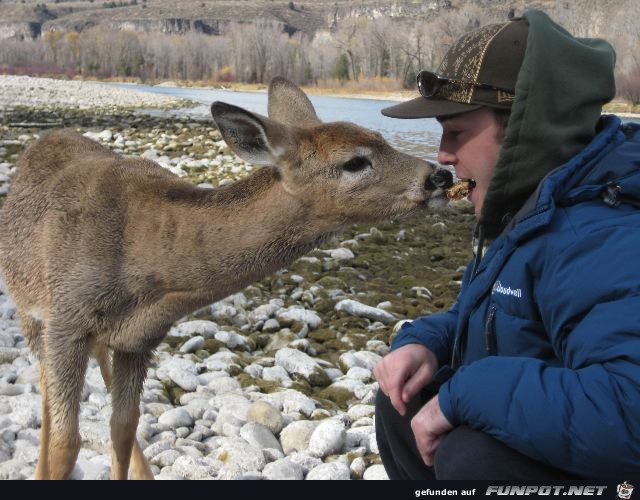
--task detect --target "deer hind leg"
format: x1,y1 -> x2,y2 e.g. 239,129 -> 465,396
93,344 -> 154,480
109,350 -> 152,480
18,312 -> 50,480
42,322 -> 90,479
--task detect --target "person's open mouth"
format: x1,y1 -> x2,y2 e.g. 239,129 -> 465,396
446,179 -> 476,200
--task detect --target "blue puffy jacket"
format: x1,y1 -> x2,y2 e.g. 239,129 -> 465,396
392,116 -> 640,478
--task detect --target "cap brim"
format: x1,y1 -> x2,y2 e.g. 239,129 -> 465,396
381,96 -> 481,119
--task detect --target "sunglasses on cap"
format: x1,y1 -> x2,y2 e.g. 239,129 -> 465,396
416,70 -> 514,99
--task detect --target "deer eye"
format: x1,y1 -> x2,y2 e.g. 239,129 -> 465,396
342,156 -> 372,173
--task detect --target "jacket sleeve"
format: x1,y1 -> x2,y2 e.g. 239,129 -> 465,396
438,227 -> 640,477
390,308 -> 457,366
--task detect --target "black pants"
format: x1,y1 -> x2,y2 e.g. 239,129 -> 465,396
375,386 -> 579,480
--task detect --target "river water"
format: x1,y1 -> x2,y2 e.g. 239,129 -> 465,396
114,83 -> 443,162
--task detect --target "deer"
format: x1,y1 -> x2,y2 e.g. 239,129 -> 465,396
0,77 -> 452,480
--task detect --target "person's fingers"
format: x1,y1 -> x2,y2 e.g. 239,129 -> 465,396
388,383 -> 406,416
374,357 -> 407,415
402,362 -> 432,403
415,432 -> 444,466
373,362 -> 387,395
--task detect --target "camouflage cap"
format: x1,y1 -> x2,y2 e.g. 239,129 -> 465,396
382,18 -> 528,119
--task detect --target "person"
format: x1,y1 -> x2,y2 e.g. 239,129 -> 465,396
374,9 -> 640,479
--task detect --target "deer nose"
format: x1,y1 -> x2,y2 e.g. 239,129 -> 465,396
425,169 -> 454,191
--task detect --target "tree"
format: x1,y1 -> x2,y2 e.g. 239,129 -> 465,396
334,53 -> 350,81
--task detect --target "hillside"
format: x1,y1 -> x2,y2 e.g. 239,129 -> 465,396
0,0 -> 616,39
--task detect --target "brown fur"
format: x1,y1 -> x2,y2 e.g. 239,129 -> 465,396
0,77 -> 438,479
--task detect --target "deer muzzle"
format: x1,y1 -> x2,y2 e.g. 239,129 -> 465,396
426,169 -> 454,191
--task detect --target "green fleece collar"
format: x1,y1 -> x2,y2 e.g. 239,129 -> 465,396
479,9 -> 616,238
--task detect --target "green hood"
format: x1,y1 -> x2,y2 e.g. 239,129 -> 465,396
480,9 -> 616,238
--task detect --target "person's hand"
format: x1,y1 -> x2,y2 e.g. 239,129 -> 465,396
373,344 -> 438,416
411,395 -> 453,466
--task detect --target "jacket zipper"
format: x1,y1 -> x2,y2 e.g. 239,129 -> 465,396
484,305 -> 497,355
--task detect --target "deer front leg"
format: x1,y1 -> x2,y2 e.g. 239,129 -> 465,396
93,344 -> 153,480
110,350 -> 152,480
42,325 -> 90,479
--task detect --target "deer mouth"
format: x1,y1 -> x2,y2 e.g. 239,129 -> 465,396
425,169 -> 454,192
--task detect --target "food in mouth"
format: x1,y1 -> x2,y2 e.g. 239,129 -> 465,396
446,179 -> 476,200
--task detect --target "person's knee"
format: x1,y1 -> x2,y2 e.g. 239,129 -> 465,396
434,426 -> 499,479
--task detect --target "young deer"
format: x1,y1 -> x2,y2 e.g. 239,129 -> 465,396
0,77 -> 451,480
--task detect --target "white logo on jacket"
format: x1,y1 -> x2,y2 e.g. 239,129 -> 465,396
492,281 -> 522,298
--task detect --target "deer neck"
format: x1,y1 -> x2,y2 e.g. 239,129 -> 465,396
137,166 -> 341,303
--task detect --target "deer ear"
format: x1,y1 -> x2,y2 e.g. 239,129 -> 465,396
268,77 -> 321,128
211,102 -> 292,166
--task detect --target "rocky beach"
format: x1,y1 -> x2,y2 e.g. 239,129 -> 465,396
0,76 -> 475,480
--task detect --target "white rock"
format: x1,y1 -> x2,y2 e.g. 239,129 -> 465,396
363,464 -> 389,480
206,376 -> 240,395
262,389 -> 316,417
246,400 -> 284,435
248,300 -> 284,324
212,398 -> 251,437
287,452 -> 322,474
345,426 -> 375,452
326,378 -> 365,398
279,420 -> 319,454
0,347 -> 22,364
213,437 -> 266,478
211,303 -> 237,321
347,404 -> 375,421
243,363 -> 263,379
308,419 -> 346,458
71,455 -> 111,480
200,351 -> 241,373
262,458 -> 304,480
240,422 -> 282,451
158,408 -> 194,429
155,358 -> 198,392
262,448 -> 285,462
369,432 -> 379,454
184,398 -> 213,420
151,449 -> 183,468
7,393 -> 40,428
214,330 -> 249,349
79,418 -> 111,454
143,440 -> 174,460
335,299 -> 396,324
324,248 -> 355,260
11,438 -> 38,464
169,320 -> 218,339
179,336 -> 204,353
171,455 -> 222,480
346,366 -> 373,382
262,318 -> 280,332
350,456 -> 366,479
0,458 -> 30,480
306,461 -> 351,480
276,307 -> 322,330
275,348 -> 329,386
262,366 -> 292,387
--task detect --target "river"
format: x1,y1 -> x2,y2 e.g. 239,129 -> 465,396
114,83 -> 443,162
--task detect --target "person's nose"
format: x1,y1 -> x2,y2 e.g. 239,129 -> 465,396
437,146 -> 456,166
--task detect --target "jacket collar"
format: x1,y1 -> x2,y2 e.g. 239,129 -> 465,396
504,115 -> 628,244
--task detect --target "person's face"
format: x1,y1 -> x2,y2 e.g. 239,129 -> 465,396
437,108 -> 503,216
